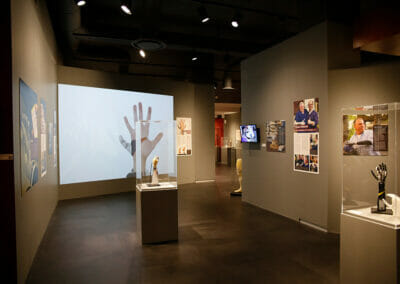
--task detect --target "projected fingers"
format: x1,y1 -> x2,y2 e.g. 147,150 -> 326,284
123,116 -> 135,139
146,106 -> 152,121
119,135 -> 132,154
139,133 -> 163,165
133,105 -> 138,123
139,102 -> 143,120
151,133 -> 163,149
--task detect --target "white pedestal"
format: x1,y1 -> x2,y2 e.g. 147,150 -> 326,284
136,183 -> 178,244
340,212 -> 400,283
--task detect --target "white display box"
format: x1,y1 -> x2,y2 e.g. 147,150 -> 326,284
340,103 -> 400,283
135,120 -> 177,190
342,103 -> 400,228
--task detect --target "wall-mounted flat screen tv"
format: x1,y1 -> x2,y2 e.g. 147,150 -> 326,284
240,125 -> 259,143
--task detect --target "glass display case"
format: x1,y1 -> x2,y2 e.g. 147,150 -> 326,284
221,137 -> 233,148
136,120 -> 177,190
342,102 -> 400,228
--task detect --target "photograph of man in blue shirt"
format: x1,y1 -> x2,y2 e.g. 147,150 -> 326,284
294,101 -> 309,125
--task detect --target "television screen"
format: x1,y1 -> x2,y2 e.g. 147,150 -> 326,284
240,125 -> 258,143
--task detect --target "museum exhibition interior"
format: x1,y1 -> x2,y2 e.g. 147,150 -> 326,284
1,0 -> 400,283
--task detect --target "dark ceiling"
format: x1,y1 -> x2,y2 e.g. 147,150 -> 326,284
45,0 -> 362,103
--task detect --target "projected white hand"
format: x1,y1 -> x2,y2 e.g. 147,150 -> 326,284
119,102 -> 163,176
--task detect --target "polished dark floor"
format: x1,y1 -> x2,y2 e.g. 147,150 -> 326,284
27,165 -> 339,283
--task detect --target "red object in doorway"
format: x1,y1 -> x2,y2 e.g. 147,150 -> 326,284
215,118 -> 224,146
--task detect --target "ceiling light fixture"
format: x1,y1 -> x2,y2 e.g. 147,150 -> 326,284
192,56 -> 198,61
231,11 -> 241,28
198,6 -> 210,23
75,0 -> 86,7
121,0 -> 132,15
139,49 -> 146,58
202,17 -> 210,23
223,76 -> 234,90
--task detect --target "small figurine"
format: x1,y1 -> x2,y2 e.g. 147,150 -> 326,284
151,156 -> 159,185
370,162 -> 391,214
231,158 -> 242,196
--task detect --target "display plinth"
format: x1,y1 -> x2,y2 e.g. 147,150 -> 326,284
136,184 -> 178,244
340,213 -> 400,284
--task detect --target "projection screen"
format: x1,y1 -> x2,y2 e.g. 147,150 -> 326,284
58,84 -> 174,185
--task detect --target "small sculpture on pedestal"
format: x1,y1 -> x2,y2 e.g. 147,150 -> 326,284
150,156 -> 160,186
231,158 -> 242,196
370,162 -> 392,214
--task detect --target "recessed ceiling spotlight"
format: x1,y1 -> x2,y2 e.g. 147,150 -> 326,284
121,0 -> 132,15
75,0 -> 86,7
202,17 -> 210,23
192,56 -> 198,61
198,6 -> 210,23
139,49 -> 146,58
231,11 -> 241,28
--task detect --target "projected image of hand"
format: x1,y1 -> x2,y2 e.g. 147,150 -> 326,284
119,102 -> 163,177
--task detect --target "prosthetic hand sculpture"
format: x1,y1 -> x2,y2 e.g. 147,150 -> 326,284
119,102 -> 163,177
231,158 -> 242,196
371,162 -> 390,214
151,156 -> 159,185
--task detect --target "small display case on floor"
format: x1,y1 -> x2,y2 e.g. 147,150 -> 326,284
340,103 -> 400,283
135,121 -> 178,244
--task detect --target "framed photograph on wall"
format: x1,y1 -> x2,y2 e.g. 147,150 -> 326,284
40,98 -> 47,177
343,113 -> 388,156
266,120 -> 285,152
20,79 -> 40,194
176,117 -> 192,156
293,98 -> 319,174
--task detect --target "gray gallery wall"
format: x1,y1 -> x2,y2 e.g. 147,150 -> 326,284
327,62 -> 400,232
241,22 -> 330,229
57,66 -> 215,200
11,0 -> 59,282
